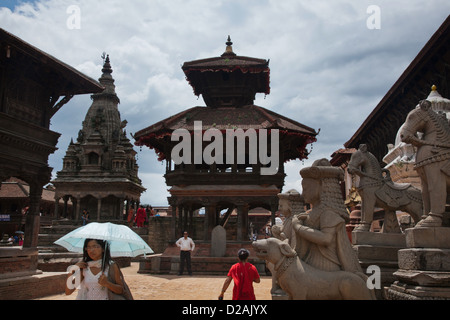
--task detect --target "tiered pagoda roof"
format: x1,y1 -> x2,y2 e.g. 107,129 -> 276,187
134,37 -> 317,162
134,104 -> 317,162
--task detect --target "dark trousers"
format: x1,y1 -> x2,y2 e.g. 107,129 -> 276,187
179,251 -> 192,275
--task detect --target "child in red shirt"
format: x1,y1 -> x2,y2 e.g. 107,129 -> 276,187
219,249 -> 260,300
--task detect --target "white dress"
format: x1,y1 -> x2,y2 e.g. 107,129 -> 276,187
76,265 -> 109,300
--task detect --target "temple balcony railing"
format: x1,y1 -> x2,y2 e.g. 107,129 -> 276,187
164,167 -> 285,188
0,113 -> 60,169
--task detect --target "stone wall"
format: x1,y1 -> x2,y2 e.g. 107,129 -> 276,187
147,216 -> 241,254
147,216 -> 172,254
0,272 -> 66,300
0,248 -> 38,277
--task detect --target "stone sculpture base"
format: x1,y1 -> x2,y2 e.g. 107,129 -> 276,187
352,230 -> 406,300
386,227 -> 450,300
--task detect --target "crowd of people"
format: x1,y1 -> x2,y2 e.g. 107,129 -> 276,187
7,233 -> 23,246
126,205 -> 157,228
79,205 -> 158,228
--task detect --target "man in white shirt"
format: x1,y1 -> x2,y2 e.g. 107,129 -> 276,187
176,231 -> 195,276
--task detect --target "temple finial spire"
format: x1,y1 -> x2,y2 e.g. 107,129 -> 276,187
101,54 -> 112,75
222,35 -> 236,57
96,53 -> 117,97
226,35 -> 232,46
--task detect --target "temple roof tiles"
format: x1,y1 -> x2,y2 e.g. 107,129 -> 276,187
0,28 -> 103,96
134,105 -> 317,137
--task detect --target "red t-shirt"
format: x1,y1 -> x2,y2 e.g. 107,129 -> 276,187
227,262 -> 260,300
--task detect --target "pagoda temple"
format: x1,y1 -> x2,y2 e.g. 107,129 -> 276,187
134,37 -> 317,242
52,56 -> 146,222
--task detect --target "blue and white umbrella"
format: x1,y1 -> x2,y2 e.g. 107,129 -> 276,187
54,222 -> 153,257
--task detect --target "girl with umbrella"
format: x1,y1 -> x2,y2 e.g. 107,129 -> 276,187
65,238 -> 132,300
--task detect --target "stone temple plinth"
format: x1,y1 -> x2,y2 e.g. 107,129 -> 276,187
387,226 -> 450,299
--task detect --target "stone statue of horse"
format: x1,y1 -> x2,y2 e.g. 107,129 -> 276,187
399,99 -> 450,227
348,144 -> 422,232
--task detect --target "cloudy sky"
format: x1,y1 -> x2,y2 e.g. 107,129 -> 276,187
1,0 -> 449,206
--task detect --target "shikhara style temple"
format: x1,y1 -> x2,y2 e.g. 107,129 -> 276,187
135,37 -> 318,242
52,56 -> 145,221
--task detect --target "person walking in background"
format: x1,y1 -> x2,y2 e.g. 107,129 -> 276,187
176,231 -> 195,276
81,209 -> 89,226
135,205 -> 146,228
218,249 -> 260,300
127,207 -> 135,228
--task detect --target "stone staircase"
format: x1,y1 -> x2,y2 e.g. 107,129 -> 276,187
38,220 -> 81,252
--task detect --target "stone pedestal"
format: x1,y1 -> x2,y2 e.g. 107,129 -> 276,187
211,225 -> 226,257
352,230 -> 406,300
386,227 -> 450,300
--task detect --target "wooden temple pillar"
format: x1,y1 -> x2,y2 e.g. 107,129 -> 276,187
184,203 -> 194,234
204,203 -> 217,241
125,199 -> 130,219
23,182 -> 44,248
177,204 -> 183,236
54,196 -> 60,219
63,196 -> 69,219
182,205 -> 188,232
118,197 -> 124,220
236,202 -> 249,242
74,197 -> 81,221
96,197 -> 102,221
270,200 -> 279,228
170,203 -> 177,241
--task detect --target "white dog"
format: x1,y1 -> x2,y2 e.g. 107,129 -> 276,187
252,238 -> 375,300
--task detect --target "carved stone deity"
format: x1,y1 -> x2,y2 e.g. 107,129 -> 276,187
272,189 -> 305,246
253,158 -> 376,299
269,189 -> 304,296
292,159 -> 364,272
